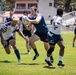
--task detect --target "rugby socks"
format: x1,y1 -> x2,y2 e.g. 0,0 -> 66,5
34,48 -> 39,55
46,57 -> 50,61
59,56 -> 63,61
50,56 -> 53,60
14,49 -> 21,60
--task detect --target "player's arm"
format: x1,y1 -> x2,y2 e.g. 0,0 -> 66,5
0,29 -> 7,45
0,29 -> 3,39
26,16 -> 42,24
17,29 -> 29,42
24,22 -> 32,30
50,19 -> 53,25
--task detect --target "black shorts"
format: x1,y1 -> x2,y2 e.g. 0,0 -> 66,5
74,27 -> 76,34
23,30 -> 31,37
48,31 -> 63,45
34,31 -> 48,42
1,36 -> 15,48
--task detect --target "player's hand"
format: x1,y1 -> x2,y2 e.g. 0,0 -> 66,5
24,16 -> 29,22
25,37 -> 29,42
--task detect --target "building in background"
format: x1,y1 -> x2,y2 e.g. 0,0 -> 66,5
12,0 -> 57,20
0,0 -> 3,13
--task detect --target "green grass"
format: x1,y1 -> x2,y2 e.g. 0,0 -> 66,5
0,31 -> 76,75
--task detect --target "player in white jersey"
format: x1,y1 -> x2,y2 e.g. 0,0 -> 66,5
0,16 -> 28,62
45,8 -> 69,66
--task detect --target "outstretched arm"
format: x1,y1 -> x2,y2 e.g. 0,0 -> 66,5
17,29 -> 29,42
0,29 -> 7,45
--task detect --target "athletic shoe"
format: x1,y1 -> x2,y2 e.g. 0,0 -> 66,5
9,45 -> 12,49
45,59 -> 53,66
50,56 -> 54,63
18,59 -> 22,63
57,61 -> 65,67
27,50 -> 30,54
32,54 -> 39,60
28,52 -> 30,54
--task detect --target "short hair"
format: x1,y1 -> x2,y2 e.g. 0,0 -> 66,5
57,8 -> 63,16
30,6 -> 37,11
23,11 -> 28,14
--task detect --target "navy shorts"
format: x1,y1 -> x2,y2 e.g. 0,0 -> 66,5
47,31 -> 63,45
23,30 -> 31,37
34,31 -> 48,42
74,27 -> 76,34
1,36 -> 15,48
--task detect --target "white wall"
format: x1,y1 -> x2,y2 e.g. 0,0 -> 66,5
38,0 -> 57,20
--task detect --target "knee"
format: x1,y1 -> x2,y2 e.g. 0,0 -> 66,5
12,45 -> 16,50
29,39 -> 34,45
47,47 -> 54,55
6,51 -> 11,54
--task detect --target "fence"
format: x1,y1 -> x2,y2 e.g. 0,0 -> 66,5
0,11 -> 75,32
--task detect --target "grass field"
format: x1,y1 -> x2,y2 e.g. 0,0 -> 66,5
0,31 -> 76,75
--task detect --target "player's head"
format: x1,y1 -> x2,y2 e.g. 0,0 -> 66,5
30,6 -> 37,15
57,8 -> 63,17
23,11 -> 28,16
11,16 -> 19,26
9,10 -> 14,17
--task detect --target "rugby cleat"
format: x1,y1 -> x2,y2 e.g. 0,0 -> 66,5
45,59 -> 53,66
57,61 -> 65,67
18,59 -> 22,63
32,54 -> 39,60
50,56 -> 54,63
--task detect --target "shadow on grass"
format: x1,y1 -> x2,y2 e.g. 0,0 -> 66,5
18,62 -> 40,65
0,60 -> 12,63
20,53 -> 28,55
43,66 -> 56,69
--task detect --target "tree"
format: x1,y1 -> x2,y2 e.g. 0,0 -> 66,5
56,0 -> 76,12
3,0 -> 15,11
64,0 -> 72,12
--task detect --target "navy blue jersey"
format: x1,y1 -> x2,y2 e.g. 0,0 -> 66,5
28,14 -> 48,33
6,17 -> 12,22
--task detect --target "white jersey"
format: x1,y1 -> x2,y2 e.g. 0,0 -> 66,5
1,22 -> 19,40
50,15 -> 64,35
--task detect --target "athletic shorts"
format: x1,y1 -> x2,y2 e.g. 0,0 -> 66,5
34,31 -> 48,42
47,31 -> 63,45
23,30 -> 31,37
74,27 -> 76,34
1,36 -> 15,48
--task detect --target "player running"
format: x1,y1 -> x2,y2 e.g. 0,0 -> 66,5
0,16 -> 28,62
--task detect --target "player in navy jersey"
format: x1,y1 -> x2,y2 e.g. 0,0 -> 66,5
19,11 -> 32,54
24,6 -> 54,61
5,10 -> 14,22
0,16 -> 29,62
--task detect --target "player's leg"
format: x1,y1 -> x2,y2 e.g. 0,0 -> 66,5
9,39 -> 21,62
72,34 -> 76,47
73,28 -> 76,47
25,36 -> 31,54
44,42 -> 54,63
29,34 -> 40,60
45,44 -> 54,66
57,40 -> 65,66
1,39 -> 11,54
